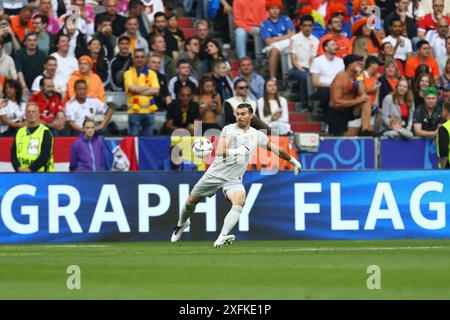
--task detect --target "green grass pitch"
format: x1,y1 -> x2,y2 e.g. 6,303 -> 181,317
1,239 -> 450,299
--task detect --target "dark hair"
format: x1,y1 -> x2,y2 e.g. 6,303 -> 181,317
444,101 -> 450,113
263,79 -> 281,117
82,117 -> 95,127
390,16 -> 402,26
322,39 -> 333,51
184,36 -> 199,50
4,78 -> 22,104
134,48 -> 146,56
44,56 -> 57,65
96,15 -> 112,26
54,33 -> 70,47
154,12 -> 166,20
39,76 -> 53,88
234,78 -> 247,89
125,16 -> 138,24
176,58 -> 190,68
177,85 -> 193,96
74,79 -> 87,89
149,34 -> 165,47
198,75 -> 216,96
128,0 -> 142,10
236,103 -> 253,114
0,37 -> 4,47
354,24 -> 381,50
23,32 -> 37,43
416,40 -> 430,50
118,35 -> 131,43
300,14 -> 314,25
88,37 -> 108,72
239,56 -> 253,65
33,14 -> 49,25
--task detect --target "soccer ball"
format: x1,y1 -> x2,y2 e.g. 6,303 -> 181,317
192,137 -> 213,158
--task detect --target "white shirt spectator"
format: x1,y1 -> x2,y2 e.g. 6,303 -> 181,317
426,30 -> 447,60
288,32 -> 319,69
65,97 -> 109,128
0,100 -> 25,134
257,96 -> 289,125
31,74 -> 67,94
51,52 -> 79,89
310,55 -> 344,86
0,52 -> 17,79
382,35 -> 413,61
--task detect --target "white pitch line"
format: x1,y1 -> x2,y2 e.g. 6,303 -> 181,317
0,244 -> 109,249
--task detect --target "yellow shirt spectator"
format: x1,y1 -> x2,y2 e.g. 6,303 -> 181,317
124,65 -> 160,114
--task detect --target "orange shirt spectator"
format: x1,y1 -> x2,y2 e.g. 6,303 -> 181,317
10,13 -> 34,42
318,33 -> 351,58
351,35 -> 382,56
66,56 -> 105,103
405,56 -> 440,80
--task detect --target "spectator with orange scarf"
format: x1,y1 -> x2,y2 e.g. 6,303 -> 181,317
66,55 -> 105,103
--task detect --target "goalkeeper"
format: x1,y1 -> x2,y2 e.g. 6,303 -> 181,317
170,103 -> 302,248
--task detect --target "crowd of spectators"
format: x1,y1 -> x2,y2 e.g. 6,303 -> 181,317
0,0 -> 450,143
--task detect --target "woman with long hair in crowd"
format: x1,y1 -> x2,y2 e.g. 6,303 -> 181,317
203,39 -> 230,73
257,79 -> 291,135
195,75 -> 223,135
381,77 -> 415,138
413,72 -> 435,109
351,17 -> 382,56
88,37 -> 110,87
0,79 -> 26,136
377,59 -> 401,109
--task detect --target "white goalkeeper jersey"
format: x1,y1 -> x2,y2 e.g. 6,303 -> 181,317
206,124 -> 269,180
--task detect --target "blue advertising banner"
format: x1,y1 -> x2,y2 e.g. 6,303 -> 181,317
0,171 -> 448,243
298,138 -> 375,169
380,138 -> 439,169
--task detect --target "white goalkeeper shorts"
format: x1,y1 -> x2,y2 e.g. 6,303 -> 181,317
191,173 -> 245,199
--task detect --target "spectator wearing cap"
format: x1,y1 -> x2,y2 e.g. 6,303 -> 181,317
288,14 -> 319,108
381,77 -> 415,135
324,2 -> 351,39
310,39 -> 345,116
328,54 -> 372,136
67,55 -> 106,103
260,0 -> 296,81
317,15 -> 351,58
417,0 -> 450,40
382,17 -> 413,64
233,0 -> 268,60
413,87 -> 443,137
406,40 -> 440,81
351,17 -> 382,57
384,0 -> 418,41
109,36 -> 133,92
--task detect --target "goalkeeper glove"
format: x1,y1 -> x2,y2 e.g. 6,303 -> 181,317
228,145 -> 250,156
289,157 -> 302,175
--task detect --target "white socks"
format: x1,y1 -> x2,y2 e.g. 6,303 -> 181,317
178,203 -> 196,226
220,205 -> 243,235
